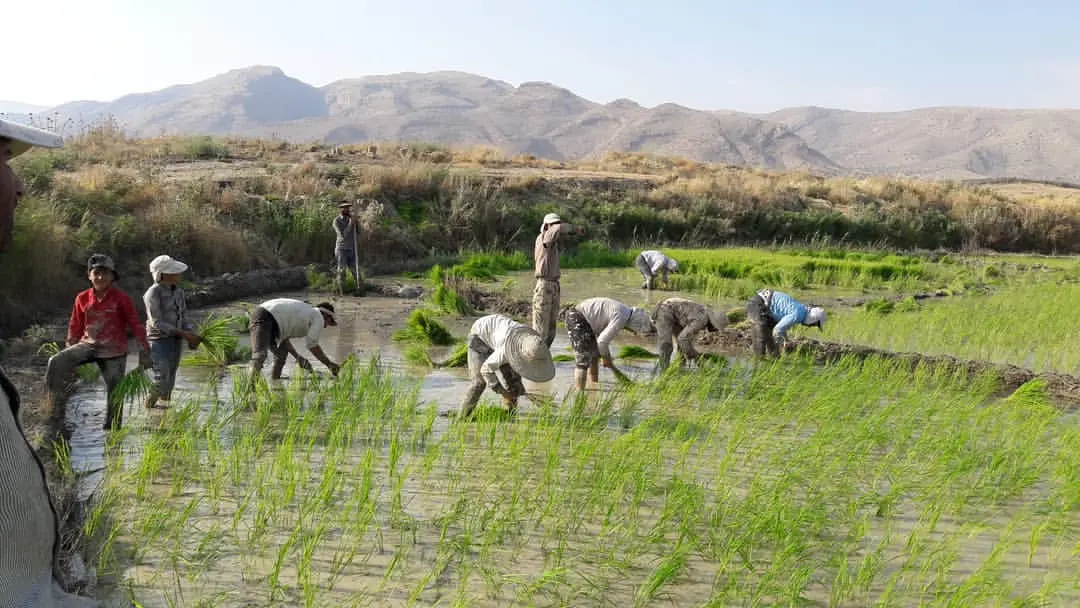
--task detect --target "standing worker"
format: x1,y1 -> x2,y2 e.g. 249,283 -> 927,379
45,254 -> 153,431
635,250 -> 679,290
532,212 -> 583,348
332,200 -> 361,294
651,297 -> 728,371
246,298 -> 342,391
455,314 -> 556,419
565,297 -> 655,390
746,288 -> 827,357
143,255 -> 203,409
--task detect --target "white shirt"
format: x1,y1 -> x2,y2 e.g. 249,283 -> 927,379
468,314 -> 527,388
640,250 -> 675,274
574,297 -> 632,359
261,298 -> 326,350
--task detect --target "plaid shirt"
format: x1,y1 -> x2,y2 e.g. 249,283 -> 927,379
66,287 -> 150,359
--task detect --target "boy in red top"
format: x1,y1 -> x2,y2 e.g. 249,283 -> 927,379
45,254 -> 152,431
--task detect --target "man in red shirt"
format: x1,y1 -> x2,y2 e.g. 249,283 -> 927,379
45,254 -> 152,431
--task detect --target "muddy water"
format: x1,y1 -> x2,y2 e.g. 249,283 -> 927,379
65,290 -> 690,485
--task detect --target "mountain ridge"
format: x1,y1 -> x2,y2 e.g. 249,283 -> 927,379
10,65 -> 1080,180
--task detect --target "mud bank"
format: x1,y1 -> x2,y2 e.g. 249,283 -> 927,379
695,327 -> 1080,408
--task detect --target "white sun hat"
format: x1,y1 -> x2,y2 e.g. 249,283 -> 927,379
542,213 -> 562,225
504,327 -> 556,382
626,307 -> 655,335
806,306 -> 827,331
0,117 -> 64,159
149,254 -> 189,278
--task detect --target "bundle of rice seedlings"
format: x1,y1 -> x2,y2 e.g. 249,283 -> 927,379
404,343 -> 436,367
392,308 -> 457,346
552,354 -> 575,363
436,342 -> 469,368
185,313 -> 246,367
114,368 -> 154,404
618,345 -> 659,359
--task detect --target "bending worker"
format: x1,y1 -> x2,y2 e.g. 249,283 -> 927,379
246,298 -> 342,390
651,297 -> 728,371
564,296 -> 654,390
635,250 -> 679,290
457,314 -> 556,419
746,288 -> 827,357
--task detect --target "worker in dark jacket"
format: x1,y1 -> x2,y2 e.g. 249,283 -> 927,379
651,297 -> 728,371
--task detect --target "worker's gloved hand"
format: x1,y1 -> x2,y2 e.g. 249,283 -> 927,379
138,349 -> 154,371
490,383 -> 511,398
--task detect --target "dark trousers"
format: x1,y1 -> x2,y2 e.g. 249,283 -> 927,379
247,307 -> 286,387
747,295 -> 779,357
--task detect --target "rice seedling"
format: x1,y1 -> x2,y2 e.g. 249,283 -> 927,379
88,346 -> 1080,607
391,308 -> 457,346
183,313 -> 250,367
617,345 -> 658,359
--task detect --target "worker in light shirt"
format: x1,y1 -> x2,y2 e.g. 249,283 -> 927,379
635,250 -> 679,290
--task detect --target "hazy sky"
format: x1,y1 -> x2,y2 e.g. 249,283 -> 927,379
6,0 -> 1080,112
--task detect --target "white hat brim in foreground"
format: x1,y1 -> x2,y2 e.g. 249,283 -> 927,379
504,328 -> 556,382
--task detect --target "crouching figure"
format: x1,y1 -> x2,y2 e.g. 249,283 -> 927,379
565,296 -> 654,390
651,297 -> 728,371
746,288 -> 826,357
457,314 -> 556,418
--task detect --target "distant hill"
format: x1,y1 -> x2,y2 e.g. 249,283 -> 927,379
0,100 -> 48,115
12,65 -> 1080,180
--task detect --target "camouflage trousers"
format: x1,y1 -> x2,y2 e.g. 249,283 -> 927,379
531,278 -> 560,348
651,299 -> 709,370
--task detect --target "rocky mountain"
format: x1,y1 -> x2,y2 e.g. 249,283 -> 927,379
20,65 -> 1080,180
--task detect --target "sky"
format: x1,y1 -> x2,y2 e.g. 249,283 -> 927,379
5,0 -> 1080,113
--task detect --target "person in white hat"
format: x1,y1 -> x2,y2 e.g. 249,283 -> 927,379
245,298 -> 341,391
565,297 -> 655,390
455,314 -> 556,418
746,289 -> 826,357
650,297 -> 729,371
634,250 -> 679,290
532,212 -> 584,348
143,255 -> 203,409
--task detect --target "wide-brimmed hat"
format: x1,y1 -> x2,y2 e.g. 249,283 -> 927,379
805,306 -> 827,331
149,254 -> 188,277
626,307 -> 655,335
0,118 -> 64,159
504,327 -> 555,382
314,301 -> 338,325
707,306 -> 729,332
337,201 -> 353,208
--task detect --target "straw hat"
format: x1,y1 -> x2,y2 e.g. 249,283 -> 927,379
504,327 -> 555,382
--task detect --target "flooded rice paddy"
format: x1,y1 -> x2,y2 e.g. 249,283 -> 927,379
58,273 -> 1080,607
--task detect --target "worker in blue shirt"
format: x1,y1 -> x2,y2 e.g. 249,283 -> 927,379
746,288 -> 827,357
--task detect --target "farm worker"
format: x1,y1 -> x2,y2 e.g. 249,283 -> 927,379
332,200 -> 361,292
0,368 -> 102,607
456,314 -> 556,418
650,297 -> 729,371
746,288 -> 827,357
143,255 -> 203,409
246,298 -> 341,390
635,250 -> 679,290
565,297 -> 655,390
532,212 -> 585,348
45,254 -> 152,431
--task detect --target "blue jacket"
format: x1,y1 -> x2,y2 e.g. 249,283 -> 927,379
763,290 -> 807,339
